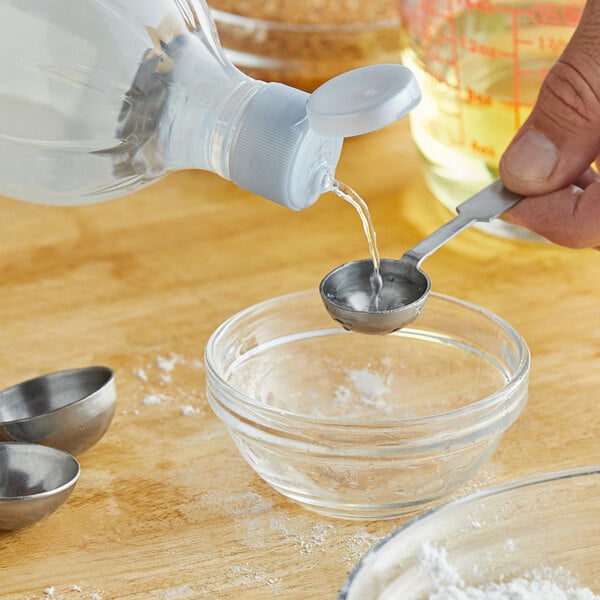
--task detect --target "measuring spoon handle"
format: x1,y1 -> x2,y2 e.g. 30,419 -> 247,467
402,180 -> 524,267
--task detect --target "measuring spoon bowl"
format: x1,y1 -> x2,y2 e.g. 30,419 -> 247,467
0,366 -> 116,456
0,442 -> 80,531
320,181 -> 524,335
320,258 -> 430,334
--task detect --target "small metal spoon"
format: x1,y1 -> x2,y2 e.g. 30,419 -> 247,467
320,180 -> 524,335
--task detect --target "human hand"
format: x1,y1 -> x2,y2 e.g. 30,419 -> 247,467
499,0 -> 600,248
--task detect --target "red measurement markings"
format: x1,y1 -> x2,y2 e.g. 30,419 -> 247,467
452,0 -> 495,13
446,0 -> 466,144
537,35 -> 569,52
514,65 -> 550,83
530,3 -> 582,26
425,50 -> 456,66
511,9 -> 522,130
457,36 -> 514,59
471,140 -> 496,158
466,88 -> 493,105
499,98 -> 535,109
418,0 -> 449,18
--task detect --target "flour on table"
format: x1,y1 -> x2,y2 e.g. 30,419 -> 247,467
203,490 -> 273,517
130,352 -> 205,417
229,565 -> 281,587
142,393 -> 164,406
157,354 -> 180,372
161,584 -> 195,597
133,367 -> 148,382
345,528 -> 385,566
420,544 -> 599,600
268,514 -> 336,555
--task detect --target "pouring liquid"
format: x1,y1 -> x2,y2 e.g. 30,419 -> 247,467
331,180 -> 383,310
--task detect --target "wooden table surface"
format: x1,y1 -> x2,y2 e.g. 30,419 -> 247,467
0,119 -> 598,599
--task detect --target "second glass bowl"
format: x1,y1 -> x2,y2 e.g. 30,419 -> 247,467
339,467 -> 600,598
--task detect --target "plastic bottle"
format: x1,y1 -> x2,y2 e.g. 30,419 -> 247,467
0,0 -> 420,209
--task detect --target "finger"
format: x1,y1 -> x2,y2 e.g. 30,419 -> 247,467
575,166 -> 600,188
503,182 -> 600,248
500,0 -> 600,196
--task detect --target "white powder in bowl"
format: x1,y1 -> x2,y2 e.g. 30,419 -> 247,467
420,544 -> 599,600
429,578 -> 600,600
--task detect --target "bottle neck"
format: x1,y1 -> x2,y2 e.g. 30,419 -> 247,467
162,36 -> 263,176
163,36 -> 343,209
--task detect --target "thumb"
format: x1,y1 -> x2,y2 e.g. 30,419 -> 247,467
499,0 -> 600,196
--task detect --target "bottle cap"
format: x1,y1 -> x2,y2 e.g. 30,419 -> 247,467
229,65 -> 421,210
229,83 -> 343,210
306,64 -> 421,138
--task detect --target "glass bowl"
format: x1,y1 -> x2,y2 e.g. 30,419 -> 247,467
208,0 -> 402,91
339,466 -> 600,598
204,290 -> 529,520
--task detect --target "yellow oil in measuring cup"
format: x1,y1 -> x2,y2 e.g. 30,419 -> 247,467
399,0 -> 583,239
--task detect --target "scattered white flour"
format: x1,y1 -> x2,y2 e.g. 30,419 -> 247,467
89,594 -> 102,600
130,352 -> 205,417
229,565 -> 281,587
133,367 -> 148,382
420,544 -> 600,600
162,585 -> 195,597
142,393 -> 164,406
157,354 -> 179,372
268,514 -> 336,555
203,490 -> 273,517
345,528 -> 385,566
43,588 -> 55,598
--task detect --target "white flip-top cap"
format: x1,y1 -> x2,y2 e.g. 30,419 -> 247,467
229,65 -> 421,210
306,64 -> 421,137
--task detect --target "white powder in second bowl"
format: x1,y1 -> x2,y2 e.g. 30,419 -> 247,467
429,577 -> 600,600
420,544 -> 599,600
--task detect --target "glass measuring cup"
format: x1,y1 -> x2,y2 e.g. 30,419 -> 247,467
398,0 -> 584,239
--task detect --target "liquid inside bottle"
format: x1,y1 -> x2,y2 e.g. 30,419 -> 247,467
0,0 -> 252,205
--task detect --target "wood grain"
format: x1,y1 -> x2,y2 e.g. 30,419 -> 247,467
0,120 -> 598,599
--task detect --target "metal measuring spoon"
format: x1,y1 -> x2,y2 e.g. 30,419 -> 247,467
0,443 -> 80,530
320,180 -> 524,335
0,366 -> 116,455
